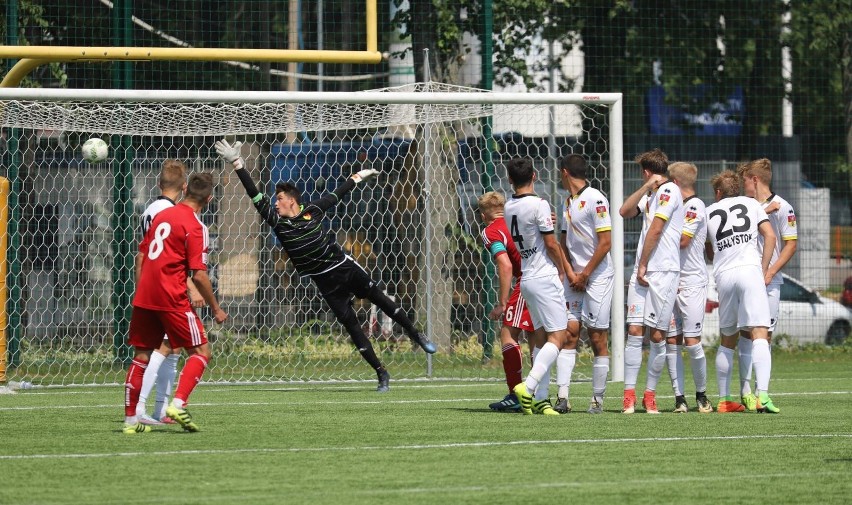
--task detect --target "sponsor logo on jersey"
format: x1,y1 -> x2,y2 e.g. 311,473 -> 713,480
596,205 -> 608,218
520,247 -> 539,259
685,210 -> 697,223
787,212 -> 796,227
658,193 -> 671,206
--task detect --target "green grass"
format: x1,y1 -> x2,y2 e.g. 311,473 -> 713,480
1,350 -> 851,505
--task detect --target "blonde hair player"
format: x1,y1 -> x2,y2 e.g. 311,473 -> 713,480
735,158 -> 798,412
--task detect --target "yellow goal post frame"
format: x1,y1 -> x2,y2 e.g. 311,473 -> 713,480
0,0 -> 381,88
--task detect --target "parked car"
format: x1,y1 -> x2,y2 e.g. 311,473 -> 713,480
842,276 -> 852,308
702,268 -> 852,345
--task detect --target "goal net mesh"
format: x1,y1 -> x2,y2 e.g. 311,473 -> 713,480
0,83 -> 617,386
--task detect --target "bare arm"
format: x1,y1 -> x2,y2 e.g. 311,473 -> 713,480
620,174 -> 665,218
582,230 -> 611,279
488,254 -> 514,320
134,252 -> 144,285
680,233 -> 693,250
758,221 -> 777,283
766,238 -> 797,279
543,233 -> 566,281
560,232 -> 579,287
190,270 -> 228,323
637,216 -> 666,285
187,278 -> 205,309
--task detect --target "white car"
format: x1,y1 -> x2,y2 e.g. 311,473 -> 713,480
701,268 -> 852,345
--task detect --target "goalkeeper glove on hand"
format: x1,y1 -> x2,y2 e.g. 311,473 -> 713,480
352,168 -> 380,184
215,139 -> 244,170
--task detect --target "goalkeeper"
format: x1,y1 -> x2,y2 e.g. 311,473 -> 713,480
216,139 -> 436,392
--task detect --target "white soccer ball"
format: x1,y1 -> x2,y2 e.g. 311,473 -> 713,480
81,137 -> 109,163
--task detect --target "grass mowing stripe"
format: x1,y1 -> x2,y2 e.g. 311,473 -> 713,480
354,470 -> 849,496
2,433 -> 850,460
3,389 -> 851,411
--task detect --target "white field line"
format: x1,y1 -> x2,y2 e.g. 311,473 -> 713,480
1,433 -> 850,461
1,390 -> 851,412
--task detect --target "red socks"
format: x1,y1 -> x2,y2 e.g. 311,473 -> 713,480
501,343 -> 523,391
124,359 -> 147,416
173,354 -> 209,404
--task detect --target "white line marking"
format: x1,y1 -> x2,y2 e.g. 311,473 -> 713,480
1,433 -> 849,461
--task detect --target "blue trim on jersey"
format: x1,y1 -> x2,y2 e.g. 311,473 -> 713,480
489,242 -> 507,256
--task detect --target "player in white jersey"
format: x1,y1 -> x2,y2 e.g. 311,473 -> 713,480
619,148 -> 684,414
664,162 -> 712,413
503,157 -> 568,416
735,158 -> 798,411
556,154 -> 613,414
706,170 -> 780,414
134,160 -> 205,425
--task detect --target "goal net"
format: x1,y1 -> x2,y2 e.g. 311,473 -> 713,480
0,83 -> 624,386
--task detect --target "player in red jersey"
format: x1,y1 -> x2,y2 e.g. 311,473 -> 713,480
123,172 -> 227,434
478,191 -> 545,412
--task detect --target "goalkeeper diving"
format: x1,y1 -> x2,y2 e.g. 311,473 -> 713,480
215,139 -> 436,392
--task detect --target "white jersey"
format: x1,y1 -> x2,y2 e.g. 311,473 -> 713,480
680,196 -> 708,287
561,184 -> 613,279
760,193 -> 797,286
140,196 -> 176,239
706,196 -> 770,274
503,193 -> 559,280
645,181 -> 684,272
632,193 -> 654,271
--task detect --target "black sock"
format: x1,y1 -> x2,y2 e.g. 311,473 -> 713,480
367,287 -> 419,337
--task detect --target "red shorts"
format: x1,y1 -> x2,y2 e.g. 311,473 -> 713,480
129,307 -> 207,350
503,281 -> 535,331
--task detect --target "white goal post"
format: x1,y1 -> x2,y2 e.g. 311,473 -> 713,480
0,84 -> 624,386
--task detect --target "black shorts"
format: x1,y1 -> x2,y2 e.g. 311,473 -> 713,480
312,258 -> 377,312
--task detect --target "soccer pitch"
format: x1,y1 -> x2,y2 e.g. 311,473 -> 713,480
1,350 -> 850,505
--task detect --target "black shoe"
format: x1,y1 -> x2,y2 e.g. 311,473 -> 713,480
696,391 -> 713,413
411,333 -> 437,354
673,395 -> 688,413
376,369 -> 390,393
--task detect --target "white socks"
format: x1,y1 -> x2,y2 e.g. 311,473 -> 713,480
716,346 -> 735,398
154,354 -> 180,419
752,339 -> 772,394
624,335 -> 644,390
528,343 -> 558,399
136,350 -> 167,416
665,343 -> 682,396
686,343 -> 707,393
645,341 -> 667,392
592,356 -> 609,401
556,349 -> 577,399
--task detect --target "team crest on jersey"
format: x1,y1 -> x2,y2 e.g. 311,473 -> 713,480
787,211 -> 796,227
578,200 -> 586,209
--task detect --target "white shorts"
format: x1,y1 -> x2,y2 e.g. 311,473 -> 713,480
767,283 -> 781,333
520,275 -> 568,333
642,270 -> 679,331
666,284 -> 707,338
626,273 -> 647,325
716,266 -> 770,336
565,274 -> 613,329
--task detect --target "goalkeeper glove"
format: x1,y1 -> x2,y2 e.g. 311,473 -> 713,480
352,168 -> 380,184
215,139 -> 244,170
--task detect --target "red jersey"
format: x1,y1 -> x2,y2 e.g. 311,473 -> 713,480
133,203 -> 208,311
481,218 -> 522,279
